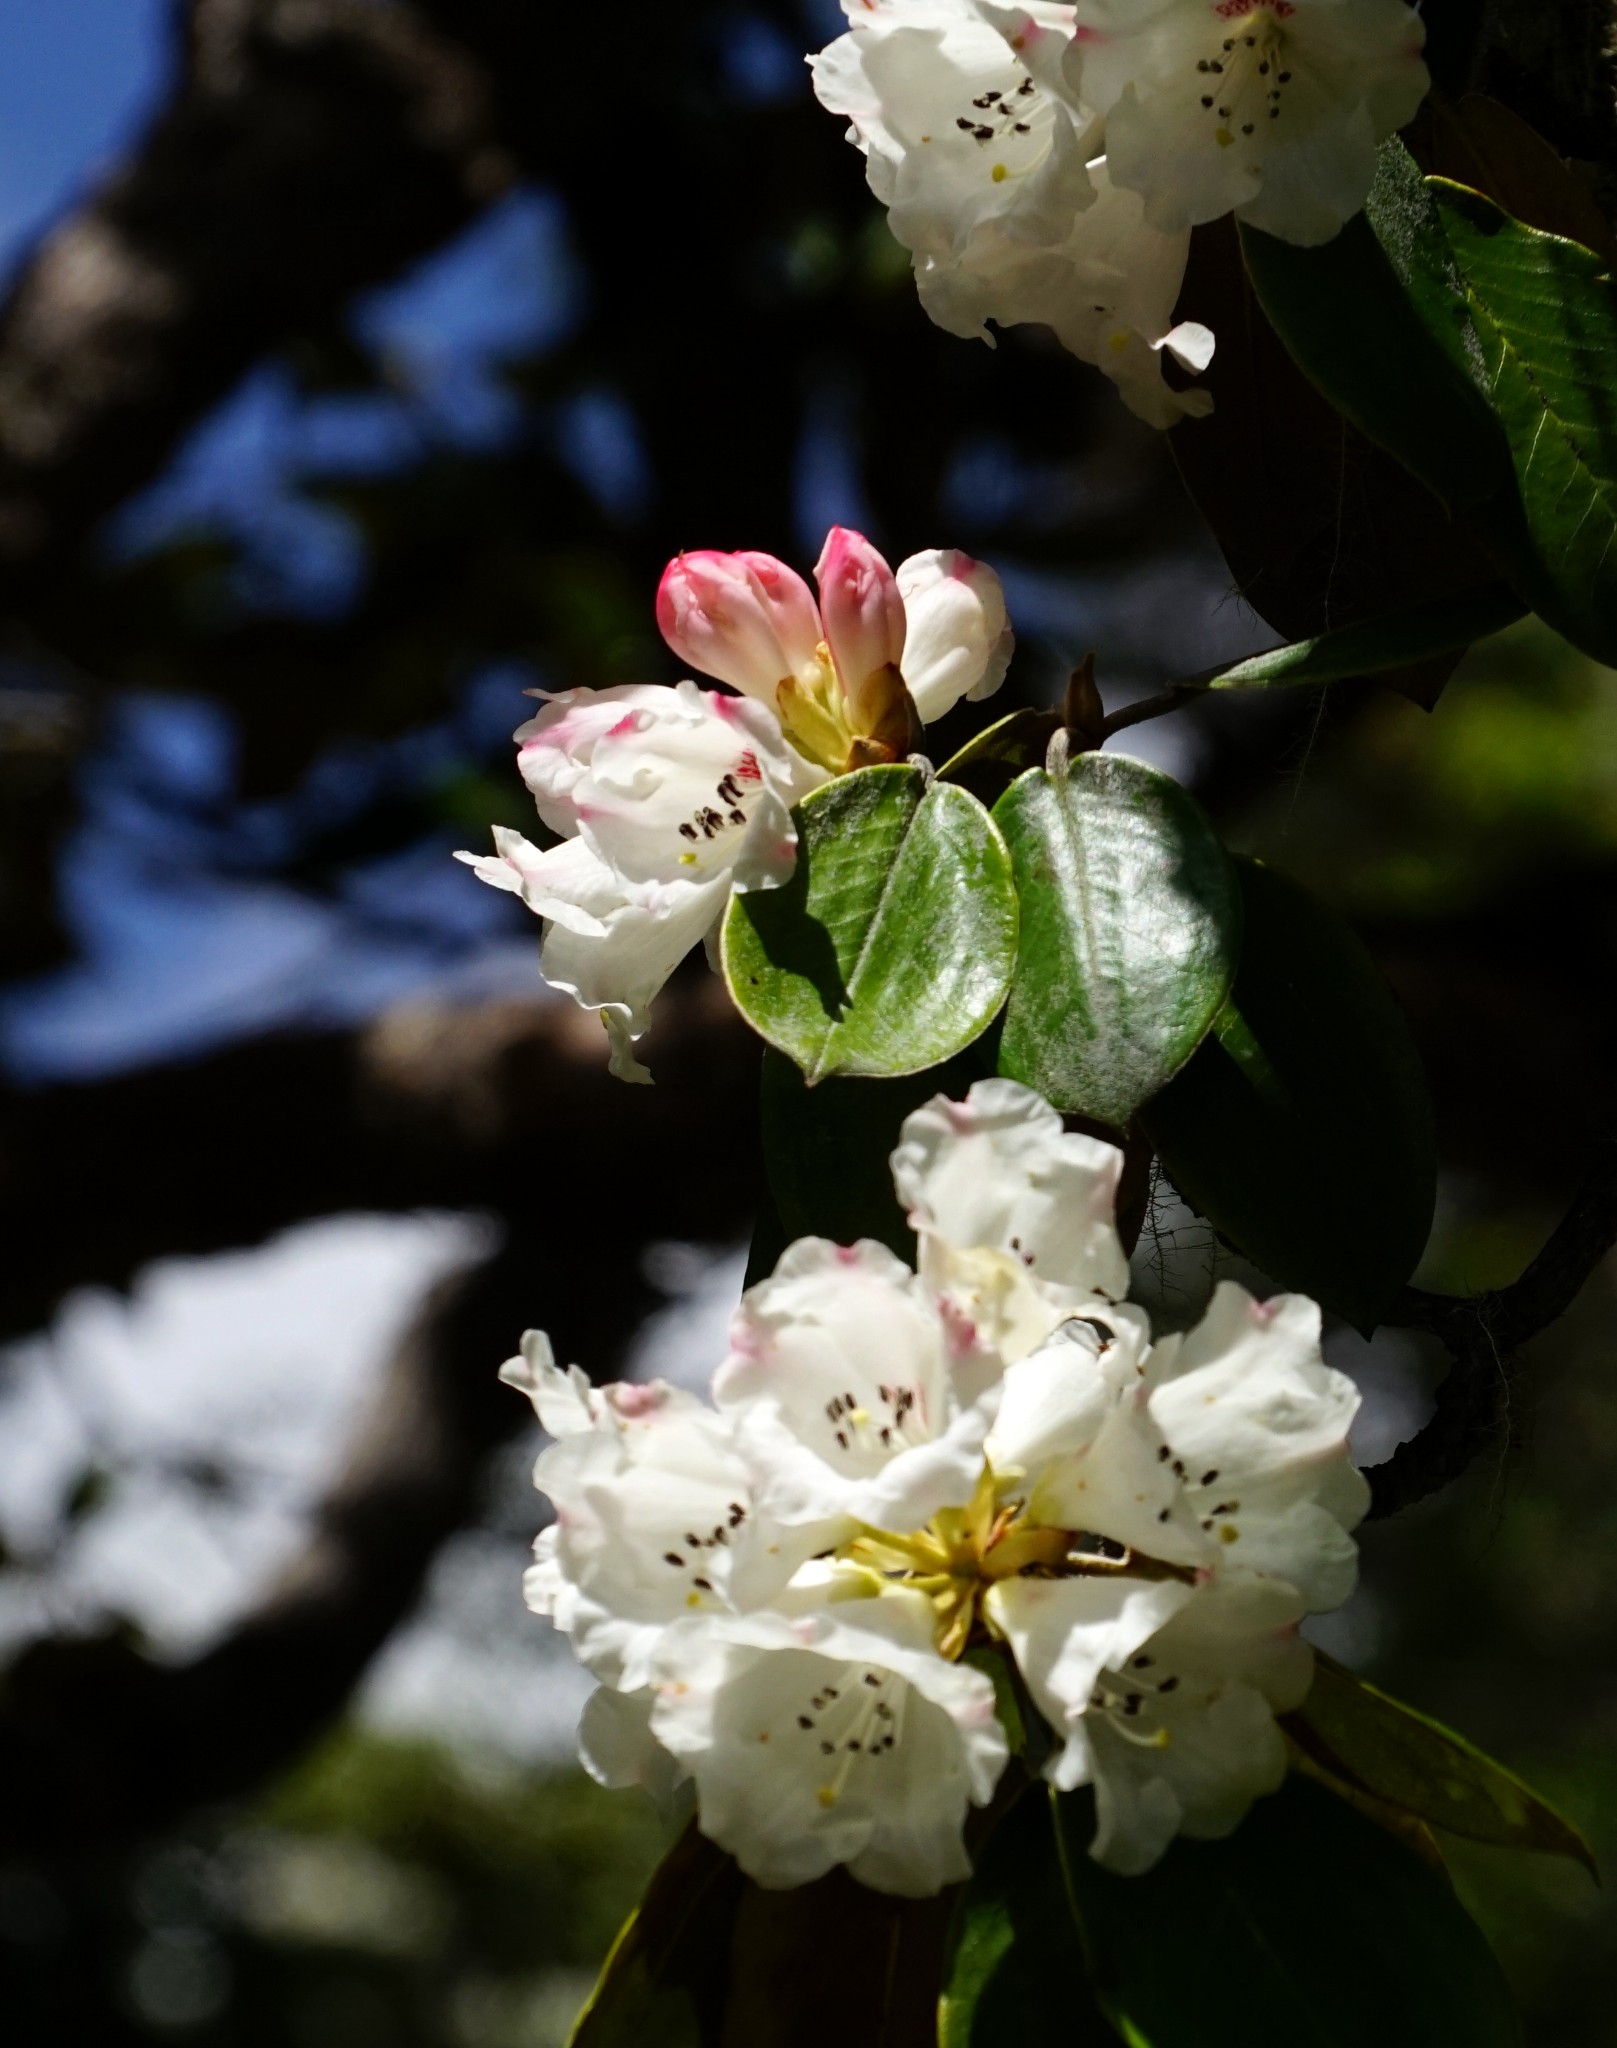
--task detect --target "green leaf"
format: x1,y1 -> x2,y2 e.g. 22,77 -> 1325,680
759,1046 -> 984,1264
1238,142 -> 1513,515
722,765 -> 1018,1084
940,1784 -> 1117,2048
570,1822 -> 740,2047
572,1820 -> 955,2048
992,754 -> 1241,1129
1142,859 -> 1435,1332
1056,1774 -> 1524,2048
934,706 -> 1062,806
1287,1653 -> 1598,1878
1199,583 -> 1525,692
1171,215 -> 1495,713
1239,140 -> 1617,666
1428,178 -> 1617,665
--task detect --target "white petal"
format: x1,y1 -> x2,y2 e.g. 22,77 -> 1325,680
454,828 -> 614,938
515,684 -> 680,836
1030,1394 -> 1213,1568
1057,1572 -> 1306,1872
988,1573 -> 1192,1788
649,1585 -> 1007,1895
1067,0 -> 1429,246
892,1079 -> 1129,1300
1148,1283 -> 1363,1485
1086,1683 -> 1286,1873
716,1239 -> 997,1535
984,1305 -> 1159,1470
896,548 -> 1014,721
529,1380 -> 779,1690
538,871 -> 729,1040
498,1329 -> 600,1436
579,1685 -> 689,1818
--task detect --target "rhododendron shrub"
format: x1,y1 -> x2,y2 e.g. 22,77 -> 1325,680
458,2 -> 1617,2036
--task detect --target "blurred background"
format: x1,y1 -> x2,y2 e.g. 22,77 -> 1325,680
2,2 -> 1616,2042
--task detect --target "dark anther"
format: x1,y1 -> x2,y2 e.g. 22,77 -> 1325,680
798,1715 -> 814,1729
664,1552 -> 684,1567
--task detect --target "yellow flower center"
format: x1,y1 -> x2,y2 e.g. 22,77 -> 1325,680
840,1466 -> 1194,1661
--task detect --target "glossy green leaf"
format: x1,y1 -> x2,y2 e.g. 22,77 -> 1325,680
940,1784 -> 1116,2048
1239,142 -> 1512,514
1142,859 -> 1435,1332
1057,1774 -> 1524,2048
759,1046 -> 984,1265
992,755 -> 1241,1129
1287,1653 -> 1597,1877
1428,179 -> 1617,665
1200,582 -> 1525,691
722,765 -> 1018,1084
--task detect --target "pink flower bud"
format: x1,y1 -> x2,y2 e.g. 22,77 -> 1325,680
813,528 -> 907,720
656,549 -> 824,703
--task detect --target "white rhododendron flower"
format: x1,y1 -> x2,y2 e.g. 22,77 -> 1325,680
657,526 -> 1012,762
1065,0 -> 1430,246
810,0 -> 1215,425
505,1080 -> 1367,1889
649,1574 -> 1008,1894
982,1279 -> 1367,1870
892,1075 -> 1132,1356
714,1237 -> 1003,1551
456,679 -> 823,1084
499,1330 -> 794,1689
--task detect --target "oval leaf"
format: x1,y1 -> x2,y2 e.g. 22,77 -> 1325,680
722,765 -> 1018,1084
1171,213 -> 1496,713
1428,178 -> 1617,666
572,1822 -> 954,2048
992,753 -> 1241,1128
1201,582 -> 1525,692
1238,141 -> 1513,516
940,1784 -> 1116,2048
1057,1774 -> 1524,2048
1142,858 -> 1436,1333
570,1822 -> 740,2047
1287,1653 -> 1597,1878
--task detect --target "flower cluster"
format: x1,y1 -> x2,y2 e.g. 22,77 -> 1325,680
810,0 -> 1428,426
505,1080 -> 1367,1892
456,529 -> 1010,1082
